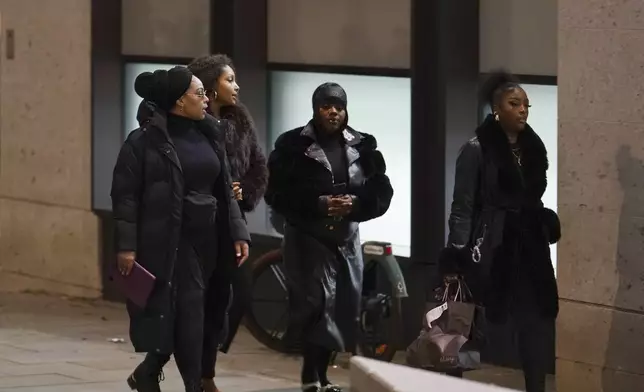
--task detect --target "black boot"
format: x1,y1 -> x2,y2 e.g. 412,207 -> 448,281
127,354 -> 168,392
317,348 -> 341,392
301,382 -> 321,392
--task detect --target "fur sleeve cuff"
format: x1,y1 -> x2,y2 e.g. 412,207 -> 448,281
541,207 -> 561,244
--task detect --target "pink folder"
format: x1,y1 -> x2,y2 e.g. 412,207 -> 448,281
110,261 -> 156,308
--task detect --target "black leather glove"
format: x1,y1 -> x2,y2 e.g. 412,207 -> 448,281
438,246 -> 471,276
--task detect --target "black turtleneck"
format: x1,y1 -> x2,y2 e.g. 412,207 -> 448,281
316,128 -> 348,191
167,114 -> 221,195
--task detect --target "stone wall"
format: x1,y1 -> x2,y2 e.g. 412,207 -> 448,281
0,0 -> 100,297
557,0 -> 644,390
122,0 -> 210,58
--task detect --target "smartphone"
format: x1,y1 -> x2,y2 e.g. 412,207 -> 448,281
332,182 -> 347,196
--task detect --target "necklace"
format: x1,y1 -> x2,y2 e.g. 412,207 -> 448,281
511,147 -> 522,167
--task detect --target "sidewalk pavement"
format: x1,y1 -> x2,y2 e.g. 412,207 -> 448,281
0,292 -> 553,391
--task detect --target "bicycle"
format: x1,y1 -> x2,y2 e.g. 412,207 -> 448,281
243,239 -> 408,363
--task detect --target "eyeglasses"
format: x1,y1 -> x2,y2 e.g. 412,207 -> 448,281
188,88 -> 207,98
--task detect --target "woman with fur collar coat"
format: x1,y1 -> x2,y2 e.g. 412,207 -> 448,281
188,54 -> 268,392
265,82 -> 393,392
439,71 -> 560,392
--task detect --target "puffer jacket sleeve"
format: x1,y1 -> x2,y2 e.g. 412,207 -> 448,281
223,151 -> 251,243
205,115 -> 251,243
110,138 -> 143,252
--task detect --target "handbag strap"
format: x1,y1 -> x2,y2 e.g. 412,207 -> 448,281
455,282 -> 462,302
442,279 -> 473,303
442,281 -> 462,302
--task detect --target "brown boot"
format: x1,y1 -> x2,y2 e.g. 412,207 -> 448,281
201,378 -> 221,392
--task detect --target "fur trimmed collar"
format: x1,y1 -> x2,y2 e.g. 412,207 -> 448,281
476,114 -> 548,197
275,121 -> 376,154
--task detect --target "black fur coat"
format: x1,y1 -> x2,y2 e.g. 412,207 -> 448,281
264,123 -> 394,351
220,102 -> 268,213
208,102 -> 268,353
441,114 -> 560,322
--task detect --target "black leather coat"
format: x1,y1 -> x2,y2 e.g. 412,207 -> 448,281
265,122 -> 393,352
111,102 -> 250,354
440,114 -> 560,322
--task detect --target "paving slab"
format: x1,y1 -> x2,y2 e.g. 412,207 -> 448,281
0,374 -> 81,389
0,292 -> 554,391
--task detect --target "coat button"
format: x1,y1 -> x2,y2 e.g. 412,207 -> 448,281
160,314 -> 164,319
329,225 -> 335,231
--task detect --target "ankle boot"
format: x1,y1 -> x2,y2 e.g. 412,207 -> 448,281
126,355 -> 167,392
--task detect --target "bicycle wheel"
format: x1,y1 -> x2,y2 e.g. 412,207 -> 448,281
357,260 -> 403,362
244,249 -> 299,354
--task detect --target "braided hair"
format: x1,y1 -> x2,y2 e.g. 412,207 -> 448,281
479,69 -> 521,110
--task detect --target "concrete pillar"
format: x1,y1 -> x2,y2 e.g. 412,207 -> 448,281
557,1 -> 644,390
0,0 -> 100,297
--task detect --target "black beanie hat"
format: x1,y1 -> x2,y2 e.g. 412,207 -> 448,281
134,66 -> 193,111
312,82 -> 347,111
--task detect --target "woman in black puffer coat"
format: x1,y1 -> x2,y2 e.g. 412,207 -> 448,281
111,66 -> 250,392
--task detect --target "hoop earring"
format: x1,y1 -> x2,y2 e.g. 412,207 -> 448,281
213,91 -> 218,100
494,113 -> 499,121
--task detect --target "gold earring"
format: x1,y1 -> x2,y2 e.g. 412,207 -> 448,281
494,113 -> 499,121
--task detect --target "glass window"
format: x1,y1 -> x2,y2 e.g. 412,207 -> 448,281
268,71 -> 411,257
523,84 -> 558,272
123,63 -> 179,139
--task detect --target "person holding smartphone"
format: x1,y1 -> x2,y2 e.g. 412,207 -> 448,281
265,82 -> 394,392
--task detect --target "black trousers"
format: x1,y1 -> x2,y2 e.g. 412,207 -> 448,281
201,269 -> 229,379
511,306 -> 553,392
201,260 -> 251,379
142,238 -> 214,391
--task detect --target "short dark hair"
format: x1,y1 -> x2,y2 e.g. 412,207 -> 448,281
479,69 -> 521,109
187,54 -> 235,91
